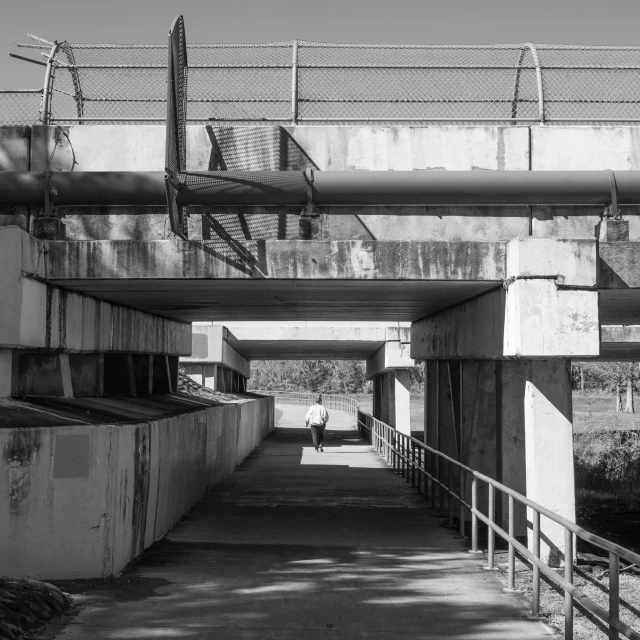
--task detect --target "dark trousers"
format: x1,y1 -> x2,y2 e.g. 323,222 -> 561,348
309,424 -> 326,450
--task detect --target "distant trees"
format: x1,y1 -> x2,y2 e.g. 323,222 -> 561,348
573,362 -> 640,413
248,360 -> 425,395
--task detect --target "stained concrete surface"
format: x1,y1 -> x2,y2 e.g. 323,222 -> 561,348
54,405 -> 552,639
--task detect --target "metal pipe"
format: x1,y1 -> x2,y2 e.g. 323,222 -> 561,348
41,42 -> 61,124
3,169 -> 640,208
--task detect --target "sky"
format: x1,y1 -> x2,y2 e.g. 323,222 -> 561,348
2,0 -> 640,89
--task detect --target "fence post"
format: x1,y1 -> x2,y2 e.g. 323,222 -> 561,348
291,39 -> 299,125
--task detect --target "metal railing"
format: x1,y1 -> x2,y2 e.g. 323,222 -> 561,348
356,409 -> 640,640
7,38 -> 640,125
252,390 -> 358,414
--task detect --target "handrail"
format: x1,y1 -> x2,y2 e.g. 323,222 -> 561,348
251,389 -> 359,415
355,409 -> 640,640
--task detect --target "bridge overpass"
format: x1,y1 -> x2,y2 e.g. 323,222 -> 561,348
2,21 -> 640,638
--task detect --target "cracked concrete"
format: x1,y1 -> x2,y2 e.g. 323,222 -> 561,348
54,405 -> 552,639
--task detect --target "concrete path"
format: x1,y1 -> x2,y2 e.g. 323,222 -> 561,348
56,405 -> 552,639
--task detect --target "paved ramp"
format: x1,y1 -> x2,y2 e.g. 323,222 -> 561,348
57,404 -> 551,639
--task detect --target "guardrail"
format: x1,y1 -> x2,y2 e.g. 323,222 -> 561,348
356,409 -> 640,640
251,389 -> 358,414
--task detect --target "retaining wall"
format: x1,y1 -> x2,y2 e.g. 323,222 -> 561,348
0,395 -> 274,579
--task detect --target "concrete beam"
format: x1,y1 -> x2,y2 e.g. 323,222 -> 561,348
182,325 -> 250,378
216,322 -> 411,361
411,238 -> 600,359
600,325 -> 640,360
366,332 -> 413,379
44,239 -> 504,321
0,227 -> 190,354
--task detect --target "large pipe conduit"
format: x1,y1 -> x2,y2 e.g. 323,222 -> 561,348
1,170 -> 640,209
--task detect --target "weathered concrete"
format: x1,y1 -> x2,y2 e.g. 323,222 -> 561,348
224,322 -> 395,360
412,237 -> 600,359
365,328 -> 412,378
14,123 -> 640,245
601,325 -> 640,359
0,393 -> 274,579
183,324 -> 250,377
0,126 -> 30,230
43,239 -> 504,321
524,376 -> 575,566
423,358 -> 574,562
53,404 -> 549,640
0,227 -> 190,354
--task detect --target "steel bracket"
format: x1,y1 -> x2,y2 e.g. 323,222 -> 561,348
605,169 -> 621,219
301,167 -> 318,218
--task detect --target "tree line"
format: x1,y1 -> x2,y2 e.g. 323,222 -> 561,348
573,362 -> 640,413
248,360 -> 424,395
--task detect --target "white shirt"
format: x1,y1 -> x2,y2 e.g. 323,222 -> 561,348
305,403 -> 329,426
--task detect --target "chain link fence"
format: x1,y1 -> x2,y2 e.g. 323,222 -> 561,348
4,41 -> 640,125
0,90 -> 42,125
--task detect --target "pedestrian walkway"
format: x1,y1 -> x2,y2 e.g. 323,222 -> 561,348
57,404 -> 552,639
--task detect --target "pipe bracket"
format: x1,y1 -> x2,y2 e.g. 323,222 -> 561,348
606,169 -> 621,219
301,168 -> 318,218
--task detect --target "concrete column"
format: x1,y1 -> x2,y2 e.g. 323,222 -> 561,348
68,354 -> 104,397
438,361 -> 459,461
373,375 -> 382,420
380,372 -> 391,425
14,352 -> 74,398
456,358 -> 573,563
393,369 -> 412,436
132,354 -> 153,395
204,363 -> 217,390
104,354 -> 136,396
0,349 -> 18,400
424,360 -> 438,450
522,362 -> 574,566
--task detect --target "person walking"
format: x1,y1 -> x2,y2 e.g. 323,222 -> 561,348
305,394 -> 329,452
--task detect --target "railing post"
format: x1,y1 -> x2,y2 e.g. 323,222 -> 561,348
486,484 -> 495,570
438,455 -> 444,512
458,466 -> 465,537
431,452 -> 437,509
405,439 -> 410,482
507,495 -> 515,590
411,442 -> 416,487
609,551 -> 620,640
532,510 -> 541,617
448,462 -> 454,527
565,527 -> 574,640
470,475 -> 479,553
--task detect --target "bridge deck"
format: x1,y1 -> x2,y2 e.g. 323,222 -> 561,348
57,405 -> 550,639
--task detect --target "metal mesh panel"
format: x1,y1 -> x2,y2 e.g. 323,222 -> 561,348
165,16 -> 188,238
0,90 -> 42,125
5,40 -> 640,126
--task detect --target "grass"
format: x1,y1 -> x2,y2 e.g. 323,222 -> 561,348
573,392 -> 640,433
503,554 -> 640,640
